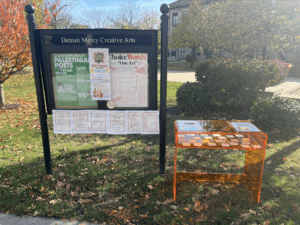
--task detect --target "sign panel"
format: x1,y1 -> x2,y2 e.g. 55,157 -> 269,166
229,122 -> 261,132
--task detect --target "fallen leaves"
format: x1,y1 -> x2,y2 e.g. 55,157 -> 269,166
147,185 -> 153,190
157,199 -> 173,205
249,209 -> 256,215
262,204 -> 272,210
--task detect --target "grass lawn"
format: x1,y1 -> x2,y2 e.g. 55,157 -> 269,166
1,72 -> 300,224
157,61 -> 199,71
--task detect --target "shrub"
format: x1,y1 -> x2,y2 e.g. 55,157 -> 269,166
185,54 -> 196,63
176,82 -> 214,115
250,96 -> 300,137
195,58 -> 291,110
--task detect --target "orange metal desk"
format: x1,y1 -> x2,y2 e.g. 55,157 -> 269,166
173,120 -> 268,203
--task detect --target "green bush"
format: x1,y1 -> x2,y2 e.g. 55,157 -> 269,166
176,82 -> 214,115
195,58 -> 290,110
250,96 -> 300,136
185,54 -> 196,63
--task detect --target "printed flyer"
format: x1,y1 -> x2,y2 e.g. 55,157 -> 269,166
127,111 -> 142,133
72,110 -> 90,133
176,120 -> 205,132
52,53 -> 97,108
90,110 -> 107,133
108,111 -> 127,134
52,110 -> 72,134
142,111 -> 159,134
88,48 -> 111,100
229,122 -> 261,132
109,53 -> 148,108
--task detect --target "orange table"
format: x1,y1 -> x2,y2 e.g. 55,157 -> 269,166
173,120 -> 268,203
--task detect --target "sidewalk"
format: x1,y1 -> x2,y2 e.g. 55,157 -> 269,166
0,213 -> 95,225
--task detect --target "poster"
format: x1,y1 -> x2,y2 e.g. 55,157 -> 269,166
52,110 -> 72,134
90,110 -> 107,133
108,111 -> 127,134
229,122 -> 261,132
127,111 -> 142,133
110,53 -> 148,108
142,111 -> 159,134
176,120 -> 205,132
88,48 -> 112,100
52,54 -> 97,108
72,110 -> 90,133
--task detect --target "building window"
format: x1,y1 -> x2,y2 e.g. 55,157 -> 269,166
171,51 -> 176,58
172,13 -> 178,27
180,51 -> 186,58
182,11 -> 188,15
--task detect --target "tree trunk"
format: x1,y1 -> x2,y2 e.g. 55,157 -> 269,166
0,83 -> 5,106
190,49 -> 195,68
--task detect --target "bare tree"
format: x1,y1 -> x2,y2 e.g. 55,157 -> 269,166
79,8 -> 109,28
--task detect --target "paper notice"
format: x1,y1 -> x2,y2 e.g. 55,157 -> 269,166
110,53 -> 148,108
90,110 -> 107,133
72,110 -> 90,133
90,74 -> 111,100
176,120 -> 205,132
142,111 -> 159,134
108,111 -> 127,134
127,111 -> 142,133
229,122 -> 261,132
53,110 -> 72,134
88,48 -> 110,74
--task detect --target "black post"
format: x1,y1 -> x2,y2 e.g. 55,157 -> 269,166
25,5 -> 53,175
159,4 -> 169,175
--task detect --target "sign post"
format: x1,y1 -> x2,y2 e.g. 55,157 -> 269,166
25,3 -> 168,175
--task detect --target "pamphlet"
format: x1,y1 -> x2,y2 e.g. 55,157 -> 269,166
88,48 -> 110,74
176,120 -> 205,132
52,110 -> 72,134
108,111 -> 127,134
229,122 -> 261,132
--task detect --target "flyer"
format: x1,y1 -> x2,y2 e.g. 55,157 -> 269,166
229,122 -> 261,132
52,53 -> 97,108
127,111 -> 142,133
108,111 -> 127,134
72,110 -> 90,133
90,74 -> 111,100
53,110 -> 72,134
176,120 -> 205,132
142,111 -> 159,134
88,48 -> 110,74
90,110 -> 107,133
110,53 -> 148,108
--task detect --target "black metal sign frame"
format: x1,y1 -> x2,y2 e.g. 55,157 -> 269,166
25,4 -> 169,175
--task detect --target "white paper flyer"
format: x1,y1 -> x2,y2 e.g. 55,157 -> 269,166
229,122 -> 261,132
88,48 -> 112,100
108,111 -> 127,134
141,111 -> 159,134
72,110 -> 90,133
53,110 -> 72,134
90,110 -> 107,133
109,53 -> 148,108
127,111 -> 142,133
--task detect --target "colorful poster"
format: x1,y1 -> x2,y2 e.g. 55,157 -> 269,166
141,111 -> 159,134
88,48 -> 110,74
109,53 -> 148,108
52,53 -> 97,108
229,122 -> 261,132
52,110 -> 72,134
176,120 -> 205,132
127,111 -> 142,133
90,110 -> 107,133
90,74 -> 111,100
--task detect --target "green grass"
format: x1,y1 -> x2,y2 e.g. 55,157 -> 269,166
158,61 -> 200,71
1,72 -> 300,224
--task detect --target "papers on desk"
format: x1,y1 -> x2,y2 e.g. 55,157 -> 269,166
229,122 -> 261,132
53,110 -> 159,134
176,120 -> 205,132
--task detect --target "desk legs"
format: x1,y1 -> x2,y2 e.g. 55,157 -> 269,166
243,149 -> 266,203
174,147 -> 177,201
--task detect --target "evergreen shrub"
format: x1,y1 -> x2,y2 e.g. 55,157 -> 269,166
185,54 -> 196,63
250,96 -> 300,136
176,82 -> 213,115
195,58 -> 290,109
